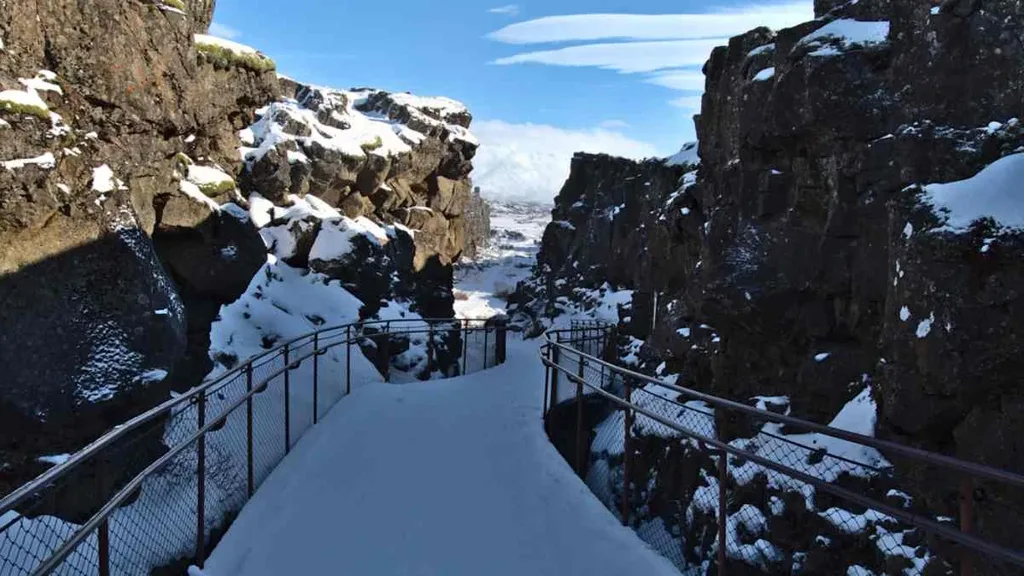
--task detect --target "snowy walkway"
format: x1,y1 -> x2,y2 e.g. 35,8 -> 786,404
199,337 -> 679,576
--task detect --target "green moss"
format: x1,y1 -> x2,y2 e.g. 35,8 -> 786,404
196,43 -> 276,73
197,179 -> 236,197
360,136 -> 383,153
162,0 -> 187,11
0,100 -> 49,120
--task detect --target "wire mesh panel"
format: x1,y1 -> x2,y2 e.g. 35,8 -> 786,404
0,319 -> 509,576
541,327 -> 1024,576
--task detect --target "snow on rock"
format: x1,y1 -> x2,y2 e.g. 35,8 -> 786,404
91,164 -> 122,193
665,141 -> 699,167
240,84 -> 477,168
923,153 -> 1024,230
2,152 -> 56,171
0,86 -> 49,113
193,34 -> 260,56
308,216 -> 387,262
19,70 -> 62,95
752,67 -> 776,81
186,164 -> 235,191
797,19 -> 890,53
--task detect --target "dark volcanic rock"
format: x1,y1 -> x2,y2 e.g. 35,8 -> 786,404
0,0 -> 277,498
515,0 -> 1024,568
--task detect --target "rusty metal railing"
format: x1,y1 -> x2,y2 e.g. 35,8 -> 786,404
0,317 -> 508,576
542,324 -> 1024,576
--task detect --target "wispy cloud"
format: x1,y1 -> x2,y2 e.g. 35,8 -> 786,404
645,69 -> 706,91
486,2 -> 812,111
668,95 -> 704,113
492,38 -> 724,73
487,2 -> 812,44
488,4 -> 521,16
472,120 -> 658,204
599,119 -> 630,129
208,22 -> 241,40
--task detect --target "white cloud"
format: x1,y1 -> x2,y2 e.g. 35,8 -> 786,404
208,22 -> 241,40
669,95 -> 704,113
645,69 -> 706,91
487,2 -> 812,109
488,4 -> 520,16
599,119 -> 630,129
471,120 -> 659,204
492,38 -> 727,73
487,3 -> 812,44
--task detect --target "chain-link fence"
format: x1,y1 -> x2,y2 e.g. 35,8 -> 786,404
542,326 -> 1024,576
0,317 -> 508,576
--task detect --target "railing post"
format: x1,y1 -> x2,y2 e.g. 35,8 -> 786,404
195,391 -> 207,566
380,325 -> 391,383
246,362 -> 254,498
462,321 -> 469,375
621,378 -> 633,525
961,476 -> 975,576
717,449 -> 728,576
543,345 -> 551,419
284,343 -> 291,454
98,519 -> 110,576
346,325 -> 352,395
496,318 -> 507,365
483,324 -> 490,370
427,324 -> 434,372
313,332 -> 320,424
575,354 -> 586,477
549,340 -> 560,427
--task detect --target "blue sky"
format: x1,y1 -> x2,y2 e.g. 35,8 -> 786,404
210,0 -> 811,202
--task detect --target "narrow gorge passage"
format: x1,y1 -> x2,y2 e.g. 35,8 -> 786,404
197,337 -> 678,576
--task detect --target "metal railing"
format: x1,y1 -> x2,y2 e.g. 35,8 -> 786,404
542,322 -> 1024,576
0,317 -> 508,576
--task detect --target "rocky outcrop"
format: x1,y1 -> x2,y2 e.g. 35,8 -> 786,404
0,0 -> 484,506
463,186 -> 491,259
0,0 -> 280,494
516,0 -> 1024,569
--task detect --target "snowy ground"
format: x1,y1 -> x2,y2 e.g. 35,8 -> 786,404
196,336 -> 679,576
453,202 -> 549,320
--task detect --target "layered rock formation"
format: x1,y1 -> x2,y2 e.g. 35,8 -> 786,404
515,0 -> 1024,571
0,0 -> 481,497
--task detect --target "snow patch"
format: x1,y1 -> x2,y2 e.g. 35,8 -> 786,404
923,153 -> 1024,230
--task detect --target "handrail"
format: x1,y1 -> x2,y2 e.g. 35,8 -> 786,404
0,316 -> 508,576
544,328 -> 1024,489
0,317 -> 478,517
541,324 -> 1024,573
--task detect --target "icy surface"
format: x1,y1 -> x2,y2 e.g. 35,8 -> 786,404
200,338 -> 679,576
752,67 -> 775,81
923,153 -> 1024,230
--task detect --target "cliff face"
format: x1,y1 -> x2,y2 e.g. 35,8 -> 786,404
515,0 -> 1024,567
0,0 -> 481,495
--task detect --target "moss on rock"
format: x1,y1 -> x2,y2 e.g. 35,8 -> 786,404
196,43 -> 276,73
0,100 -> 50,120
162,0 -> 186,11
360,136 -> 383,153
197,179 -> 236,197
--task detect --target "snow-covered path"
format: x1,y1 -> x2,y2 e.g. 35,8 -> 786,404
199,337 -> 679,576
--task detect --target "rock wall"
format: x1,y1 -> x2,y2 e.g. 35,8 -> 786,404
0,0 -> 482,497
515,0 -> 1024,567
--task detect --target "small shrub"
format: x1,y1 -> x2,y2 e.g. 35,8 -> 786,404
360,135 -> 383,153
0,100 -> 49,120
196,43 -> 276,73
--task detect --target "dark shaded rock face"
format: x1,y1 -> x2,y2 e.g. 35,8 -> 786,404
516,0 -> 1024,566
0,0 -> 278,495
